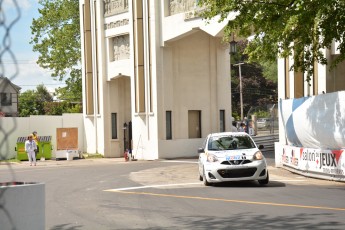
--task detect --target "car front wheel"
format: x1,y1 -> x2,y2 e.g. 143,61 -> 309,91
203,167 -> 212,186
258,171 -> 269,185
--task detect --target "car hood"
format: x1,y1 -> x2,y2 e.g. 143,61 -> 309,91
209,148 -> 259,159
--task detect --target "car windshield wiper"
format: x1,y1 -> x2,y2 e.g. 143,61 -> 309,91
216,140 -> 226,149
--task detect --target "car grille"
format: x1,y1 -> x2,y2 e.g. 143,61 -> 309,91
217,168 -> 257,178
221,160 -> 252,165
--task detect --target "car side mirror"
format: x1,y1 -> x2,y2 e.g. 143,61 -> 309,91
258,145 -> 264,150
197,148 -> 204,153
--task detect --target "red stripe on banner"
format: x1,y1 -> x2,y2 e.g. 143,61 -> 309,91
300,148 -> 303,159
331,150 -> 343,163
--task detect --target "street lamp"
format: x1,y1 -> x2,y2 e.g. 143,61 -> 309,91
229,35 -> 244,121
229,35 -> 237,55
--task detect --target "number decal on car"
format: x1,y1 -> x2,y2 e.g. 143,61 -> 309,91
226,155 -> 242,160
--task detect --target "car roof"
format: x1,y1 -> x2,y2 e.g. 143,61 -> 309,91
208,132 -> 250,138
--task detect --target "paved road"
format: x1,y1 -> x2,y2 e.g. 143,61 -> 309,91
1,157 -> 344,230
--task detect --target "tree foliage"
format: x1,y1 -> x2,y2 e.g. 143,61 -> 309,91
30,0 -> 82,102
31,0 -> 80,80
18,84 -> 53,117
19,84 -> 82,116
198,0 -> 345,81
54,69 -> 82,103
44,101 -> 82,115
231,41 -> 277,119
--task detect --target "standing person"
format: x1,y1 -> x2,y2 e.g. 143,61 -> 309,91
25,134 -> 37,166
32,131 -> 39,155
230,117 -> 238,132
238,123 -> 246,132
231,121 -> 238,132
243,117 -> 249,133
248,121 -> 255,136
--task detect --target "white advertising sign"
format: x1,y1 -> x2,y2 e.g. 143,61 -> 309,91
282,145 -> 345,176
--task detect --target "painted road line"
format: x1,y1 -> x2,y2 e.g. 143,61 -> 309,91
104,182 -> 202,191
105,178 -> 309,192
105,190 -> 345,212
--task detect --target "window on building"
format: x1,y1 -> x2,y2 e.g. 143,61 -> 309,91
166,111 -> 172,140
111,113 -> 117,139
220,110 -> 225,132
1,93 -> 12,106
188,110 -> 201,138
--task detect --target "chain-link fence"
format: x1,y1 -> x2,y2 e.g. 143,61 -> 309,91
1,1 -> 21,227
0,0 -> 20,159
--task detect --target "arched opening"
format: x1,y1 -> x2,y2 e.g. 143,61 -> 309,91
107,75 -> 132,157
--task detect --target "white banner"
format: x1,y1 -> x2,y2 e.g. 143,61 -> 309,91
282,145 -> 345,176
279,91 -> 345,149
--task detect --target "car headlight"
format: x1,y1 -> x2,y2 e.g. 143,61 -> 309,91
253,151 -> 264,160
207,154 -> 218,162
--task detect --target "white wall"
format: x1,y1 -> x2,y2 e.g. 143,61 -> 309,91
0,114 -> 84,160
158,139 -> 204,159
0,183 -> 45,230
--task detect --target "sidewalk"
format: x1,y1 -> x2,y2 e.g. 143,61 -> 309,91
0,157 -> 128,169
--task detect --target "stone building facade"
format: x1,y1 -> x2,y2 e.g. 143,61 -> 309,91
79,0 -> 236,159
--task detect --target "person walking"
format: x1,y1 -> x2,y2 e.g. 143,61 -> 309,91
25,134 -> 37,166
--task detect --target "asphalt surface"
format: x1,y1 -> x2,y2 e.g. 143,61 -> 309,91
1,155 -> 344,230
1,154 -> 341,187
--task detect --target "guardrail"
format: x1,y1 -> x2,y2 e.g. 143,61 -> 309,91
253,134 -> 279,153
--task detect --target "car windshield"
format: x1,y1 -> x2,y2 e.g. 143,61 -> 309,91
207,135 -> 256,150
258,118 -> 267,122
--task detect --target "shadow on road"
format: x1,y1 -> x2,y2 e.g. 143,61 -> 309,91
210,180 -> 286,188
135,212 -> 342,230
50,224 -> 83,230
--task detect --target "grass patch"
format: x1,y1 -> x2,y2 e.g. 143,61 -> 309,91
82,153 -> 104,159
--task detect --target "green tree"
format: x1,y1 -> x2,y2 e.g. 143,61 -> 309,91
260,60 -> 278,83
231,40 -> 277,118
54,69 -> 82,103
198,0 -> 345,81
44,101 -> 82,115
30,0 -> 81,101
36,84 -> 54,103
18,84 -> 53,117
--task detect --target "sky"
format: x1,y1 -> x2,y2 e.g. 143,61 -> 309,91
1,0 -> 67,92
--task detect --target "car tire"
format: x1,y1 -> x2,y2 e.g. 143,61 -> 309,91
258,171 -> 269,185
203,167 -> 211,186
199,174 -> 203,181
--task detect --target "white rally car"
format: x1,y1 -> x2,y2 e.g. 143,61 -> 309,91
198,132 -> 269,186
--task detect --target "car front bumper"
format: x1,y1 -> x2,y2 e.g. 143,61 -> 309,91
204,160 -> 267,183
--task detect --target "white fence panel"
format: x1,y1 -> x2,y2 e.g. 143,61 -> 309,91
0,114 -> 84,160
